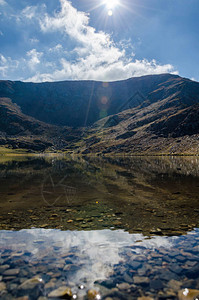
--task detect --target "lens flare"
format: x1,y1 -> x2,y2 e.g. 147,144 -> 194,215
108,9 -> 113,16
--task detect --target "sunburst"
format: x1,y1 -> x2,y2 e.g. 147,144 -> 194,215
102,0 -> 120,16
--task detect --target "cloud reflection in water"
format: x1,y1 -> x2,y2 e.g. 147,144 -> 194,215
0,228 -> 174,288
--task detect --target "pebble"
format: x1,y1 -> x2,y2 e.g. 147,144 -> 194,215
87,289 -> 101,300
48,286 -> 72,298
150,228 -> 162,234
129,260 -> 142,269
184,265 -> 199,279
113,221 -> 122,226
178,288 -> 199,300
133,276 -> 149,285
123,272 -> 134,283
3,268 -> 20,276
11,251 -> 24,257
18,276 -> 44,290
169,264 -> 183,275
0,265 -> 10,273
166,289 -> 178,297
192,246 -> 199,253
150,279 -> 164,290
51,272 -> 62,278
44,280 -> 56,289
117,283 -> 131,290
0,282 -> 6,291
41,224 -> 49,228
3,276 -> 16,281
168,279 -> 182,291
51,214 -> 58,217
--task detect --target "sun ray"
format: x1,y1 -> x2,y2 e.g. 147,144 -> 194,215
105,0 -> 120,9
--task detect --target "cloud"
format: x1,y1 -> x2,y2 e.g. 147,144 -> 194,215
27,49 -> 43,70
0,228 -> 173,291
0,0 -> 178,82
0,0 -> 6,5
0,61 -> 7,77
0,53 -> 19,77
0,54 -> 6,64
22,5 -> 39,19
28,0 -> 177,82
30,38 -> 39,44
49,44 -> 63,52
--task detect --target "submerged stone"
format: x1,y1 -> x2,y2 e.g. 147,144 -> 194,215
150,279 -> 164,290
117,282 -> 131,290
0,265 -> 10,273
18,276 -> 44,290
133,276 -> 149,285
178,288 -> 199,300
87,289 -> 101,300
129,260 -> 142,270
0,282 -> 6,291
48,286 -> 72,298
168,279 -> 182,291
3,268 -> 20,276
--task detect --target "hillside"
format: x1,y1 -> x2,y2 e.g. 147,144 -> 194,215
77,100 -> 199,155
0,97 -> 82,152
0,74 -> 199,154
1,74 -> 199,127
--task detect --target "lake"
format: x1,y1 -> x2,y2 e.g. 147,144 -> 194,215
0,155 -> 199,299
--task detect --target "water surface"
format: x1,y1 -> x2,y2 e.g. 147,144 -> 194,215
0,155 -> 199,299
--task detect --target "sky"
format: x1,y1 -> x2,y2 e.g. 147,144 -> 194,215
0,0 -> 198,82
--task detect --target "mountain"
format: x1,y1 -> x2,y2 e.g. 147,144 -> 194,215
0,97 -> 81,151
0,74 -> 199,154
2,73 -> 197,127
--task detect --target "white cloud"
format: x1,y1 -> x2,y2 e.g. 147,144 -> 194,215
49,44 -> 63,52
191,77 -> 198,82
22,6 -> 38,19
0,54 -> 7,64
0,228 -> 173,292
0,0 -> 6,5
0,53 -> 19,77
30,38 -> 39,44
27,49 -> 43,70
1,0 -> 178,82
26,0 -> 176,82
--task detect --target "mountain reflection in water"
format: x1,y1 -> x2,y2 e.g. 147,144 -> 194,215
0,155 -> 199,298
0,155 -> 199,234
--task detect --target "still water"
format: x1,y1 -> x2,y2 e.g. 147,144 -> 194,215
0,155 -> 199,299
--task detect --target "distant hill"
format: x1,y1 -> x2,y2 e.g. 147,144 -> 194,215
0,74 -> 199,154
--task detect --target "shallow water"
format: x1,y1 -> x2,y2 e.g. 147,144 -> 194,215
0,155 -> 199,299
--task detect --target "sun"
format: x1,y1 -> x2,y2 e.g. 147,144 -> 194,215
102,0 -> 120,16
105,0 -> 120,9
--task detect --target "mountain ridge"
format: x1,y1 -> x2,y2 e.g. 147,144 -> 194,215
0,73 -> 199,154
1,73 -> 193,127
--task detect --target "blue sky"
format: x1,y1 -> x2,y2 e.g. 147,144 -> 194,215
0,0 -> 198,82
